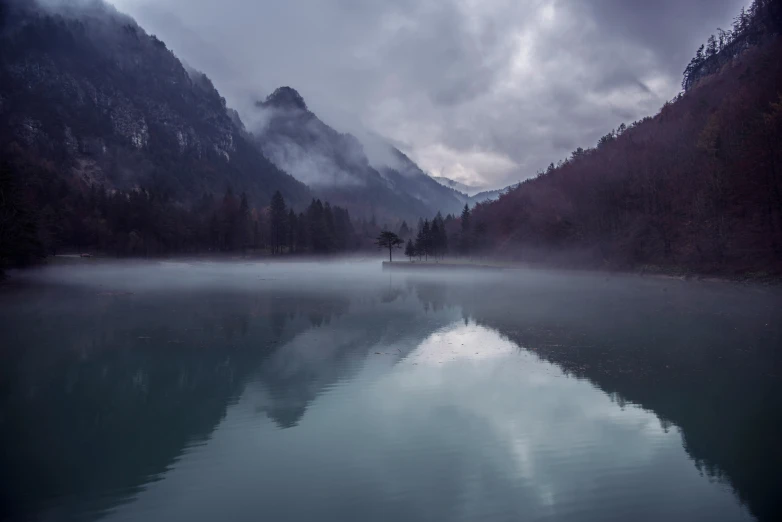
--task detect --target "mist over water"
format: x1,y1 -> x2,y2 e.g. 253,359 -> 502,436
1,260 -> 780,522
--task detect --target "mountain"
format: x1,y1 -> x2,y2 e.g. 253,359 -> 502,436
251,86 -> 464,222
468,187 -> 508,205
432,176 -> 482,196
469,1 -> 782,275
0,0 -> 309,208
432,175 -> 514,206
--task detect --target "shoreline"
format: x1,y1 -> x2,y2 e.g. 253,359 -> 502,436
3,255 -> 779,287
381,260 -> 782,286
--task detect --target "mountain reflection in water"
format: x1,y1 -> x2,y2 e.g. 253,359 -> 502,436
1,261 -> 779,522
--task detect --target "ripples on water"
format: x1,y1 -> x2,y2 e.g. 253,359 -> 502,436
0,260 -> 780,522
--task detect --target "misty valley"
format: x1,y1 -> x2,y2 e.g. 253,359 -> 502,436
2,0 -> 782,521
1,261 -> 781,522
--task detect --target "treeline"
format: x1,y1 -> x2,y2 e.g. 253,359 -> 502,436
683,0 -> 781,90
0,146 -> 364,275
469,4 -> 782,275
267,191 -> 359,254
389,204 -> 490,261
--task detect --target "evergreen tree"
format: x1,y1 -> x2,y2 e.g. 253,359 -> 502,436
220,187 -> 238,250
432,211 -> 447,259
332,206 -> 354,251
297,212 -> 308,252
706,34 -> 718,57
269,190 -> 287,254
416,219 -> 432,261
239,192 -> 251,253
431,220 -> 442,261
404,239 -> 416,261
398,220 -> 411,239
307,199 -> 326,253
209,213 -> 220,251
0,161 -> 45,276
287,209 -> 297,253
460,204 -> 471,256
323,202 -> 336,253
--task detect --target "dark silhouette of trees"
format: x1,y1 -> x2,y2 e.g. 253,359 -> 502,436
404,239 -> 415,261
0,144 -> 365,265
415,220 -> 432,261
269,191 -> 288,254
375,231 -> 403,262
459,204 -> 471,256
238,192 -> 251,253
0,159 -> 45,277
398,220 -> 412,239
431,212 -> 448,259
468,16 -> 782,274
683,0 -> 781,91
285,209 -> 297,253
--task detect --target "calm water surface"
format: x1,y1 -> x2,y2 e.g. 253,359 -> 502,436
1,261 -> 780,522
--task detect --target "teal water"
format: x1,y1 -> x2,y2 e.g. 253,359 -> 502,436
1,261 -> 780,521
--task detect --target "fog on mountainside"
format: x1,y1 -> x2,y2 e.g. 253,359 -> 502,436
432,176 -> 483,196
3,2 -> 782,521
0,0 -> 781,278
251,86 -> 466,221
0,0 -> 308,206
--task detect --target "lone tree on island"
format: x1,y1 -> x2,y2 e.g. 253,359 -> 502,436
376,230 -> 404,262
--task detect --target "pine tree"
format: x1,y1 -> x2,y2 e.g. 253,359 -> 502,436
706,34 -> 718,57
398,220 -> 411,239
431,220 -> 441,261
0,161 -> 45,276
287,209 -> 297,253
404,239 -> 415,261
433,211 -> 447,259
418,219 -> 431,261
238,192 -> 251,253
307,199 -> 328,253
375,231 -> 403,262
220,187 -> 238,250
297,212 -> 308,252
323,202 -> 336,253
269,190 -> 287,254
460,204 -> 471,256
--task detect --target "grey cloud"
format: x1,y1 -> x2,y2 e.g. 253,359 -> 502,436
108,0 -> 746,190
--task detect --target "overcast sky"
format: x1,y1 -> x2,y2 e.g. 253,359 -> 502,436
107,0 -> 745,190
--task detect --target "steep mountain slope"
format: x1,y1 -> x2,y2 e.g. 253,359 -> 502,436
0,0 -> 309,208
471,23 -> 782,274
251,87 -> 464,221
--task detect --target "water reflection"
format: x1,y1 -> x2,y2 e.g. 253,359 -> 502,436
101,322 -> 751,522
0,262 -> 779,521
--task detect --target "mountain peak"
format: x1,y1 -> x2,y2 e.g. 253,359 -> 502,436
262,86 -> 307,111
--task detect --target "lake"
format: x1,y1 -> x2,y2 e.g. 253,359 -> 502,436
1,260 -> 780,522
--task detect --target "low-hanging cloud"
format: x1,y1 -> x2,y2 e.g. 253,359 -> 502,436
107,0 -> 745,190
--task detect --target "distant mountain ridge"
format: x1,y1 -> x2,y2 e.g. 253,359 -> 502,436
432,176 -> 481,196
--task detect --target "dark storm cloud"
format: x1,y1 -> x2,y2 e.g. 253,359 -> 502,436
108,0 -> 745,189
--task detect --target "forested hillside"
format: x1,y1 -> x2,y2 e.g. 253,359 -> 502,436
468,0 -> 782,275
0,0 -> 308,204
0,0 -> 370,271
